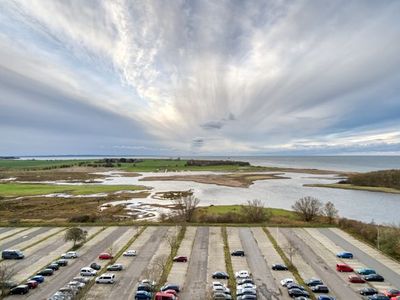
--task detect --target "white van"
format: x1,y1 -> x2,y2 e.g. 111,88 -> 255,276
80,267 -> 97,276
95,273 -> 115,284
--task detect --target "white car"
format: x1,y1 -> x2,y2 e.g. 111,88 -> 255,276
280,278 -> 295,287
213,285 -> 231,294
80,267 -> 97,276
235,270 -> 251,279
95,273 -> 115,284
236,283 -> 256,290
61,251 -> 78,259
212,281 -> 225,288
67,281 -> 85,290
123,250 -> 137,256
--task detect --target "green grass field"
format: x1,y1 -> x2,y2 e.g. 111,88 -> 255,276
197,205 -> 297,219
0,183 -> 147,197
0,159 -> 88,170
304,183 -> 400,194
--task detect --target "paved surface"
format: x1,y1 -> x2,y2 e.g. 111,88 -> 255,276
0,227 -> 51,251
281,228 -> 361,299
227,227 -> 249,274
180,227 -> 209,300
18,227 -> 127,300
319,228 -> 400,288
91,227 -> 168,300
0,228 -> 28,240
206,227 -> 227,287
240,228 -> 280,300
252,228 -> 292,300
0,227 -> 17,235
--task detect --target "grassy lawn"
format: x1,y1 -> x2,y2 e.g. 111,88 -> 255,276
0,159 -> 89,170
304,183 -> 400,194
0,183 -> 147,198
197,205 -> 298,219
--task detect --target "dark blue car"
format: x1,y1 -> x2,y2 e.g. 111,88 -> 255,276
29,275 -> 45,283
135,290 -> 152,300
336,251 -> 353,259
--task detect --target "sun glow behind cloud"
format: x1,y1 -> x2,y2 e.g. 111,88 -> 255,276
0,0 -> 400,155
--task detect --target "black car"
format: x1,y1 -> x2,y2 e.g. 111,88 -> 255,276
364,274 -> 384,282
311,285 -> 329,293
160,284 -> 180,293
288,288 -> 309,298
37,269 -> 54,276
305,278 -> 323,286
287,283 -> 306,291
90,262 -> 101,270
54,259 -> 68,267
272,264 -> 288,270
137,283 -> 153,293
9,285 -> 29,295
367,294 -> 390,300
231,250 -> 245,256
47,263 -> 60,271
212,271 -> 230,279
359,288 -> 378,296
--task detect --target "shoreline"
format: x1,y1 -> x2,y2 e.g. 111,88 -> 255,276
304,183 -> 400,194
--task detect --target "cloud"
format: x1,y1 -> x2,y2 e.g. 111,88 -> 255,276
0,0 -> 400,155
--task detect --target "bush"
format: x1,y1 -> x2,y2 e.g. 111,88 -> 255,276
68,214 -> 97,223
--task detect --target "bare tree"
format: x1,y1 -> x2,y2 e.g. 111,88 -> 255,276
324,201 -> 338,224
292,196 -> 322,222
0,263 -> 15,297
64,227 -> 87,247
283,243 -> 299,265
141,254 -> 168,284
241,199 -> 271,223
173,195 -> 200,222
166,227 -> 181,255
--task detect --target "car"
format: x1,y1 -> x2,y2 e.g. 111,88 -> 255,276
80,267 -> 97,276
160,283 -> 180,293
391,297 -> 400,300
367,294 -> 390,300
348,274 -> 366,283
172,256 -> 188,262
107,263 -> 123,271
47,263 -> 60,271
154,292 -> 177,300
272,263 -> 288,270
54,259 -> 68,266
123,249 -> 137,256
360,287 -> 379,296
135,290 -> 153,300
9,285 -> 30,295
37,268 -> 54,276
213,292 -> 232,299
95,273 -> 115,284
30,275 -> 45,283
317,296 -> 336,300
287,283 -> 306,291
311,285 -> 329,293
294,297 -> 310,300
288,288 -> 309,298
164,289 -> 178,296
67,281 -> 85,290
305,278 -> 323,286
99,252 -> 113,259
356,268 -> 376,275
384,290 -> 400,298
59,286 -> 78,297
231,250 -> 245,256
61,251 -> 78,259
214,285 -> 231,295
2,249 -> 24,259
90,262 -> 101,270
73,276 -> 91,284
237,295 -> 257,300
235,270 -> 251,279
49,291 -> 73,300
281,278 -> 295,287
237,278 -> 255,286
26,280 -> 39,289
212,271 -> 229,279
237,283 -> 256,290
236,288 -> 256,296
0,280 -> 18,290
336,263 -> 353,272
336,251 -> 353,259
364,274 -> 384,282
140,279 -> 156,287
137,283 -> 154,293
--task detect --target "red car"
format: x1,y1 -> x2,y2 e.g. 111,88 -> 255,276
391,297 -> 400,300
384,289 -> 400,298
26,280 -> 38,289
98,252 -> 113,260
155,292 -> 177,300
172,256 -> 188,262
348,275 -> 366,283
336,263 -> 353,272
164,289 -> 178,296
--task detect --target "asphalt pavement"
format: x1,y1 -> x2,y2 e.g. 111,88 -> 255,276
179,227 -> 209,300
0,227 -> 52,251
318,228 -> 400,288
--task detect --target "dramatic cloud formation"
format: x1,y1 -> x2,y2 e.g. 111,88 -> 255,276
0,0 -> 399,155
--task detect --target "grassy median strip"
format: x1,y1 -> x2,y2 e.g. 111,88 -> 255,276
156,225 -> 187,290
221,227 -> 236,300
263,227 -> 316,300
78,226 -> 147,299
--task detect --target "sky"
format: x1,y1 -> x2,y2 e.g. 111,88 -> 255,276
1,0 -> 400,156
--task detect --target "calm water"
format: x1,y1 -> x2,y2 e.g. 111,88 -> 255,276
101,171 -> 400,225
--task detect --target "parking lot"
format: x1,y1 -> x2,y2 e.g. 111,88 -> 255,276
1,226 -> 400,300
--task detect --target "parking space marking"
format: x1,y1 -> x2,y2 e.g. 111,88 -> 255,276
0,228 -> 28,240
0,227 -> 46,251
